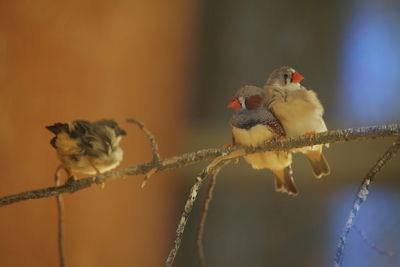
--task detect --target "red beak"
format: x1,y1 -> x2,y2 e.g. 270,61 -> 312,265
227,98 -> 241,109
291,72 -> 304,83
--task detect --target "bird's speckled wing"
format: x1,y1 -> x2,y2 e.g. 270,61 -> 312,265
230,108 -> 286,137
262,110 -> 286,137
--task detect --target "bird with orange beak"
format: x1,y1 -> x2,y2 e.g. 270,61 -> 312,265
227,85 -> 298,195
264,66 -> 330,178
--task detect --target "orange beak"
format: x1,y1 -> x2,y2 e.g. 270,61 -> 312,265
227,98 -> 241,109
291,72 -> 304,83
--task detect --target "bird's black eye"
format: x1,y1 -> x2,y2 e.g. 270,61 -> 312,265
283,73 -> 289,84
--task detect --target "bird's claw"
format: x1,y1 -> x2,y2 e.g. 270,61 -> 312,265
222,144 -> 233,149
305,130 -> 317,142
279,136 -> 286,146
273,136 -> 286,146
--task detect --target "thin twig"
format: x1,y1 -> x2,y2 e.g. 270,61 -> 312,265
55,166 -> 66,267
164,160 -> 230,267
334,137 -> 400,267
126,118 -> 161,162
196,161 -> 226,267
354,225 -> 395,257
164,175 -> 204,267
0,124 -> 399,207
126,118 -> 161,187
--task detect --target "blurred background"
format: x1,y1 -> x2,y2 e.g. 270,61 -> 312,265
0,0 -> 399,266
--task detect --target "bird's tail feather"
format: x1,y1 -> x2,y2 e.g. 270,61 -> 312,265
306,150 -> 330,178
46,123 -> 69,134
273,166 -> 298,196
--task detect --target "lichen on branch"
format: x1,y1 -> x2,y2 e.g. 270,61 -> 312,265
0,124 -> 399,207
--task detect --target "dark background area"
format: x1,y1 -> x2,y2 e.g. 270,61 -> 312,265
183,0 -> 400,266
0,0 -> 399,266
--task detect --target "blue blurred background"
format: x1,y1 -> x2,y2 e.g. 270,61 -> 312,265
180,0 -> 400,266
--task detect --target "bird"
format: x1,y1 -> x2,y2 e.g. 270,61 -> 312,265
227,85 -> 298,195
264,66 -> 330,178
46,119 -> 127,178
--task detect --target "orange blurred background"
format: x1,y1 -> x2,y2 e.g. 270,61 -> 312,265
0,1 -> 197,266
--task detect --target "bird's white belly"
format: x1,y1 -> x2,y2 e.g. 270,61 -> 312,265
284,115 -> 326,136
232,125 -> 291,170
232,124 -> 275,146
94,148 -> 124,173
273,99 -> 327,153
65,148 -> 124,175
283,115 -> 327,153
271,95 -> 325,134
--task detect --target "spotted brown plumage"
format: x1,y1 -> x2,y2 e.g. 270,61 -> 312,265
46,119 -> 126,176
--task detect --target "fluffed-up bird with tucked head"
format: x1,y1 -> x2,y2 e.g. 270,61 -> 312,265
264,66 -> 330,178
227,85 -> 298,195
46,119 -> 126,178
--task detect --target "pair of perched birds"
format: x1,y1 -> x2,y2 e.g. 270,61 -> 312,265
46,66 -> 328,196
228,66 -> 330,196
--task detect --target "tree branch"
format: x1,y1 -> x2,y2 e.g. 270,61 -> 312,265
353,224 -> 395,257
334,137 -> 400,267
196,164 -> 219,267
126,118 -> 161,187
0,124 -> 399,207
126,118 -> 160,162
54,166 -> 66,267
164,160 -> 230,267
